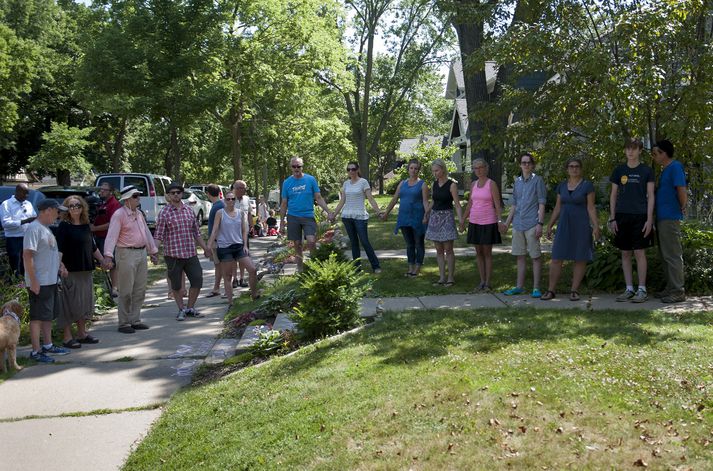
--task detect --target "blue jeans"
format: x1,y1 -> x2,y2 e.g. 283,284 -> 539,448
6,236 -> 24,277
401,226 -> 425,266
342,218 -> 380,270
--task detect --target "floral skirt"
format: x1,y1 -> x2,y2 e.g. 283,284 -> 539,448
425,209 -> 457,241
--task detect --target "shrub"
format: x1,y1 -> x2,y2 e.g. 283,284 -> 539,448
309,241 -> 349,264
292,254 -> 371,340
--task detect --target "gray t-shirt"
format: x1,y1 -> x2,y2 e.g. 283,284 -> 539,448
23,220 -> 60,286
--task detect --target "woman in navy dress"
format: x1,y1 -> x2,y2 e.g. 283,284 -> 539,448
541,158 -> 601,301
382,158 -> 429,277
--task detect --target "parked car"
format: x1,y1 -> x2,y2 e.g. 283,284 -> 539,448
188,184 -> 230,199
181,189 -> 211,225
0,186 -> 45,280
38,186 -> 101,222
94,173 -> 172,229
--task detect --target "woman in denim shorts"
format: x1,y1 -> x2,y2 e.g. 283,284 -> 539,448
207,192 -> 259,303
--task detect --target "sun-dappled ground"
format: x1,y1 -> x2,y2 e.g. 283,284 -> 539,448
124,307 -> 713,470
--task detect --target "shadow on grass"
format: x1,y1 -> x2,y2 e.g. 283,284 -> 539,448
268,307 -> 713,378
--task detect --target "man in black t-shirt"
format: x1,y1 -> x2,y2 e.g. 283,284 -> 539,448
608,137 -> 655,303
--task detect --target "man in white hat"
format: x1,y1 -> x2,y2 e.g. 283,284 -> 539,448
102,186 -> 159,333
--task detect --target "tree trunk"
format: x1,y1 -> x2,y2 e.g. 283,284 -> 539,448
168,122 -> 182,182
358,29 -> 376,182
112,117 -> 128,172
56,168 -> 71,186
230,105 -> 243,180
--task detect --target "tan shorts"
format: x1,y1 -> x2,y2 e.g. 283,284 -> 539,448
511,226 -> 542,258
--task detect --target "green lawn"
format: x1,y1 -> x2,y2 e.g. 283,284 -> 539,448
124,307 -> 713,470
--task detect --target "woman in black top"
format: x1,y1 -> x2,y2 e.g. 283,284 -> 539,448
56,196 -> 105,348
424,158 -> 464,286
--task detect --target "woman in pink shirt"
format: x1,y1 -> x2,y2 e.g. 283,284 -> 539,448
460,159 -> 502,291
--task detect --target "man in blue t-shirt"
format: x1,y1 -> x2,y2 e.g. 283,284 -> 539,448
652,139 -> 687,303
279,156 -> 331,272
205,184 -> 224,297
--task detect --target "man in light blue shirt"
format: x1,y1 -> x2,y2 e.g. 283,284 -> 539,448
279,156 -> 331,272
500,152 -> 547,298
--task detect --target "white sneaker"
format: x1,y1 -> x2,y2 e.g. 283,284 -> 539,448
631,288 -> 648,303
616,289 -> 635,302
176,309 -> 186,321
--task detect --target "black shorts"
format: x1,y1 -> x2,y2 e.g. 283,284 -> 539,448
614,213 -> 654,250
217,243 -> 248,261
28,284 -> 60,322
165,255 -> 203,290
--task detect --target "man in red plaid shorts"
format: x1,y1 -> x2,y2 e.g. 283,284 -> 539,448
154,183 -> 211,321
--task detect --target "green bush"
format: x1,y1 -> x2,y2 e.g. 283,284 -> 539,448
586,222 -> 713,294
309,241 -> 349,264
292,254 -> 371,340
386,142 -> 458,194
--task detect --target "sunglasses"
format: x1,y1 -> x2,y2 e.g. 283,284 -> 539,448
292,165 -> 302,169
68,203 -> 82,209
520,161 -> 533,165
168,191 -> 182,195
347,167 -> 358,171
225,197 -> 236,201
131,194 -> 140,199
567,164 -> 581,168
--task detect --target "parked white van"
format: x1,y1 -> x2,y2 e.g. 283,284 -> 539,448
94,173 -> 172,229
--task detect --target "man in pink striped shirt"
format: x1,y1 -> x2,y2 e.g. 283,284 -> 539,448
103,186 -> 159,334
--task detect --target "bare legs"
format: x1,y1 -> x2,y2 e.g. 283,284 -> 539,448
620,249 -> 647,288
474,244 -> 494,288
546,260 -> 587,293
294,236 -> 316,273
515,254 -> 541,290
434,240 -> 456,283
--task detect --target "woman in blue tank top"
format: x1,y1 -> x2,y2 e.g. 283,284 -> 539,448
382,158 -> 430,277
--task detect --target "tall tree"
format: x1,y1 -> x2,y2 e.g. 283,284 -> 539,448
326,0 -> 454,181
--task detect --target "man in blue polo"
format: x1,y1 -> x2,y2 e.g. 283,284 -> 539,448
279,156 -> 331,272
652,139 -> 687,303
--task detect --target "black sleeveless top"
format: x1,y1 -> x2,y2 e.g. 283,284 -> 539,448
432,179 -> 454,210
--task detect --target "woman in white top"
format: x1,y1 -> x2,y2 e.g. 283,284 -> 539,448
207,192 -> 259,303
331,162 -> 384,273
257,196 -> 269,233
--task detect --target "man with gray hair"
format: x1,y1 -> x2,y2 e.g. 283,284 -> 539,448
279,156 -> 331,272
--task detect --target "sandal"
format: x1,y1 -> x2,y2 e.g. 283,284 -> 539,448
540,290 -> 556,300
62,339 -> 82,349
205,291 -> 221,298
77,335 -> 99,344
405,272 -> 416,277
443,281 -> 455,287
432,281 -> 445,287
569,291 -> 580,301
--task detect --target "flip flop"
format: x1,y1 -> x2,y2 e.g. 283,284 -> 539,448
569,291 -> 580,301
443,281 -> 455,287
205,291 -> 221,298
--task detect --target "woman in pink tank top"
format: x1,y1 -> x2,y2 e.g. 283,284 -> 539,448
460,159 -> 502,291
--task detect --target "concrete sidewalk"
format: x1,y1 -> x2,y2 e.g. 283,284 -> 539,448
0,237 -> 275,471
360,292 -> 713,316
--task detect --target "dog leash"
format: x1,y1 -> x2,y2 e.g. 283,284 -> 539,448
2,308 -> 20,325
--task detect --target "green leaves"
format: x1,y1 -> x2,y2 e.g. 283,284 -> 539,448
29,121 -> 93,181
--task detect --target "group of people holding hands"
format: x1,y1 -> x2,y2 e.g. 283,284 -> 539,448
281,139 -> 687,307
9,136 -> 687,364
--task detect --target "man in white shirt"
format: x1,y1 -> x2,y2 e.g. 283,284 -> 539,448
0,184 -> 37,277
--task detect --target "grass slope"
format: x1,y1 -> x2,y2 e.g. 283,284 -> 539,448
125,308 -> 713,470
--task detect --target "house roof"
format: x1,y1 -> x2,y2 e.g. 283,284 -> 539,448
444,57 -> 498,98
397,135 -> 444,156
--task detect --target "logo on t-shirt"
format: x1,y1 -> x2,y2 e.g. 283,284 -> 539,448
291,184 -> 306,193
620,175 -> 628,185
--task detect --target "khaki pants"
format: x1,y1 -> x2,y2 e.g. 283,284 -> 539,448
116,247 -> 148,327
657,219 -> 685,294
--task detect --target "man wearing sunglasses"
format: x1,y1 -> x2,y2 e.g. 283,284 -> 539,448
0,183 -> 37,277
154,183 -> 211,321
103,186 -> 159,333
279,156 -> 331,272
